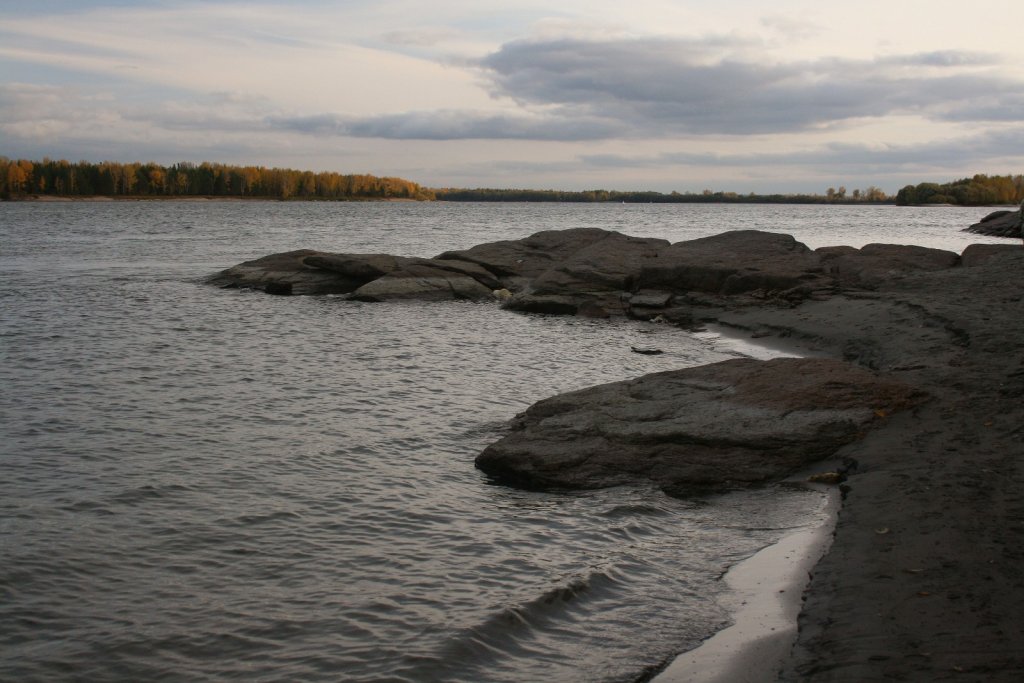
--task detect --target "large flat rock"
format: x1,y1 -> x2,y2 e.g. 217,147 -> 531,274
208,228 -> 970,306
475,357 -> 923,496
636,230 -> 827,296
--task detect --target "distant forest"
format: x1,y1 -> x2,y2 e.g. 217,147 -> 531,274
895,174 -> 1024,206
433,186 -> 891,204
2,157 -> 1020,207
0,158 -> 435,201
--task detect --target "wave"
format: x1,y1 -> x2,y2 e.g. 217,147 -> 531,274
392,569 -> 623,683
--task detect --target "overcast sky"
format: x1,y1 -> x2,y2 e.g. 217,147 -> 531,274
2,0 -> 1023,193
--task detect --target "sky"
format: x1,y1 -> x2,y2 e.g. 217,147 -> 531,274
2,0 -> 1023,193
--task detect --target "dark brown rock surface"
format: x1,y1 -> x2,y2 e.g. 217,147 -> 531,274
476,357 -> 921,496
208,228 -> 973,307
206,250 -> 410,295
637,230 -> 827,297
817,243 -> 960,289
348,259 -> 497,301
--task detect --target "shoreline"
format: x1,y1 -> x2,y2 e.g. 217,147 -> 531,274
690,251 -> 1024,680
2,195 -> 422,203
648,324 -> 838,683
205,227 -> 1024,679
653,485 -> 839,683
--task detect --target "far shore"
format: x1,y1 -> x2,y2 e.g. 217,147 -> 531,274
1,194 -> 422,203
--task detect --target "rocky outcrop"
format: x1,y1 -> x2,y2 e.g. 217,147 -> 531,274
436,228 -> 615,287
475,357 -> 923,496
206,250 -> 410,295
348,258 -> 498,301
208,228 -> 970,310
816,243 -> 960,289
504,232 -> 669,315
960,243 -> 1022,267
637,230 -> 828,297
965,204 -> 1023,238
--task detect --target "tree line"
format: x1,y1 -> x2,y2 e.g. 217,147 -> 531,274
895,174 -> 1024,206
4,157 -> 1018,206
0,158 -> 435,201
433,187 -> 891,203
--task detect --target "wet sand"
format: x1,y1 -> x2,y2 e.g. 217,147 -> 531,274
696,246 -> 1024,681
654,486 -> 839,683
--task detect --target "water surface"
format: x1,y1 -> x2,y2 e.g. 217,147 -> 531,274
0,201 -> 1005,681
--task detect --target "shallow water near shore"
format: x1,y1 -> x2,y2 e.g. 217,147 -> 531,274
0,201 -> 1008,681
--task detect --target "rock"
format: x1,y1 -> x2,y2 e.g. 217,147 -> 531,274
636,231 -> 827,298
817,243 -> 960,289
475,357 -> 923,496
521,232 -> 669,313
348,261 -> 495,302
264,282 -> 293,295
435,228 -> 619,288
409,258 -> 503,290
301,253 -> 409,282
626,290 -> 677,321
628,290 -> 674,309
961,243 -> 1022,267
965,204 -> 1023,238
503,293 -> 582,315
807,471 -> 844,485
630,346 -> 663,355
206,249 -> 408,295
577,300 -> 611,318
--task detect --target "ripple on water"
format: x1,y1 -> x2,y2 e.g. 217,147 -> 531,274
3,201 -> 985,681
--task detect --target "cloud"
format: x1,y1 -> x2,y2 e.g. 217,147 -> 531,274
476,37 -> 1020,136
578,125 -> 1024,171
879,50 -> 1000,68
269,110 -> 623,140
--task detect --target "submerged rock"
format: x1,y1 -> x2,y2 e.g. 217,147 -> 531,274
475,357 -> 923,496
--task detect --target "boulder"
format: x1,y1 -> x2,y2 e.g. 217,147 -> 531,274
817,243 -> 960,289
506,232 -> 669,314
635,231 -> 827,298
206,250 -> 408,295
348,261 -> 495,302
435,228 -> 617,289
301,253 -> 410,282
961,243 -> 1022,267
410,258 -> 503,290
965,205 -> 1023,238
475,357 -> 923,496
